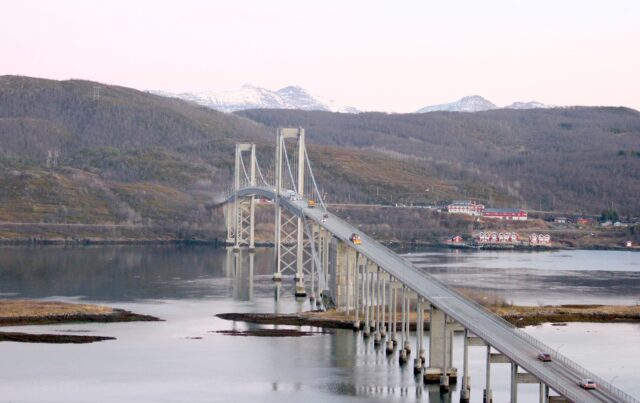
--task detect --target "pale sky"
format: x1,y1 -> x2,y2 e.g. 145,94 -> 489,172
1,0 -> 639,112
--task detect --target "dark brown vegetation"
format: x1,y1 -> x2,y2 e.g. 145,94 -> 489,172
0,331 -> 115,344
238,108 -> 640,215
1,76 -> 638,244
218,303 -> 640,330
212,329 -> 327,337
0,300 -> 161,326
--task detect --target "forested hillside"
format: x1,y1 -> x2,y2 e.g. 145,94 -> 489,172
0,76 -> 504,237
1,75 -> 638,243
238,108 -> 640,215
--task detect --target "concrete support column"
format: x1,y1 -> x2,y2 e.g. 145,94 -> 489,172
381,274 -> 387,337
510,362 -> 518,403
320,228 -> 329,307
363,267 -> 370,338
392,283 -> 398,344
386,278 -> 395,354
460,328 -> 470,402
345,247 -> 351,315
539,383 -> 549,403
425,305 -> 456,385
403,293 -> 411,354
484,345 -> 492,403
413,299 -> 423,374
369,264 -> 375,332
294,216 -> 306,297
248,144 -> 256,251
374,268 -> 382,345
273,203 -> 282,281
224,203 -> 235,245
440,313 -> 450,392
419,301 -> 426,366
353,252 -> 360,330
273,134 -> 283,281
399,287 -> 408,364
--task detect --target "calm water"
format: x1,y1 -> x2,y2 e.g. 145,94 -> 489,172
0,245 -> 638,402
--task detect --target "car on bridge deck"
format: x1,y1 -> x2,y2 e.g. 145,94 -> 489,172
350,233 -> 362,245
537,352 -> 552,362
579,378 -> 597,389
321,213 -> 328,223
285,190 -> 300,201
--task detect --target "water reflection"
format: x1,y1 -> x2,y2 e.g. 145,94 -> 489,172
404,248 -> 640,305
0,245 -> 638,401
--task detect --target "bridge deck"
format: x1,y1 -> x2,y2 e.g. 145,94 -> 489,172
233,187 -> 636,403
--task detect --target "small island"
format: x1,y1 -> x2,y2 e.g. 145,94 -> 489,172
0,300 -> 161,343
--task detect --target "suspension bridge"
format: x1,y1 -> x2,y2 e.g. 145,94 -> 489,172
221,128 -> 637,403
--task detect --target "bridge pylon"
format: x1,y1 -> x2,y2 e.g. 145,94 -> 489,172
273,128 -> 307,299
230,143 -> 256,250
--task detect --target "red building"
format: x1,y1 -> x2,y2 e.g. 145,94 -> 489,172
447,200 -> 485,216
448,235 -> 464,244
482,208 -> 528,221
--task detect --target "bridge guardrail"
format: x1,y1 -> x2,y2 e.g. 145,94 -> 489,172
230,187 -> 638,403
403,255 -> 639,403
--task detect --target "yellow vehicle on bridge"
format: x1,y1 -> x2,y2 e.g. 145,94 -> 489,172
350,233 -> 361,245
308,199 -> 316,208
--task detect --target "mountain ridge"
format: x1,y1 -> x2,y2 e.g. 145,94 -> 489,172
416,95 -> 553,113
153,84 -> 359,114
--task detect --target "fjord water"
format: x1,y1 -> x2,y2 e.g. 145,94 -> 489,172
0,245 -> 638,402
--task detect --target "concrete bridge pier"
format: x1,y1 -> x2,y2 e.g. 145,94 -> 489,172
540,383 -> 550,403
484,345 -> 493,403
399,286 -> 409,364
511,362 -> 518,403
439,313 -> 450,392
366,261 -> 376,333
385,278 -> 395,354
380,274 -> 387,337
293,216 -> 306,297
403,291 -> 412,355
413,299 -> 424,374
425,306 -> 457,386
460,328 -> 470,402
363,263 -> 371,338
352,251 -> 360,330
318,228 -> 330,308
391,281 -> 399,345
374,267 -> 382,346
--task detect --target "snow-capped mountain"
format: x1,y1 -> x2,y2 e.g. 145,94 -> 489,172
504,101 -> 552,110
416,95 -> 497,113
416,96 -> 552,113
153,84 -> 358,113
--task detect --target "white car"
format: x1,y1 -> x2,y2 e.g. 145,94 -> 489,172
285,190 -> 299,201
578,379 -> 596,390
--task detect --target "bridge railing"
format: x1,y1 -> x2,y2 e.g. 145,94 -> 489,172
402,257 -> 639,402
469,324 -> 579,401
226,187 -> 638,402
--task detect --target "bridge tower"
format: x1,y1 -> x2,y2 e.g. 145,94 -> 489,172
272,128 -> 308,297
228,143 -> 256,250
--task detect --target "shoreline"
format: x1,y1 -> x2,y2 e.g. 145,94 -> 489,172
0,300 -> 161,343
0,238 -> 636,252
217,304 -> 640,330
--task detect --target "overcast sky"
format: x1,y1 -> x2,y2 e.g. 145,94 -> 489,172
2,0 -> 639,112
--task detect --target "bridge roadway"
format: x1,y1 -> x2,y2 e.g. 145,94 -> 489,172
234,187 -> 635,403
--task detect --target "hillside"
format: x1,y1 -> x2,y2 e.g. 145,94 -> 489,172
237,108 -> 640,215
0,76 -> 508,241
1,76 -> 638,245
